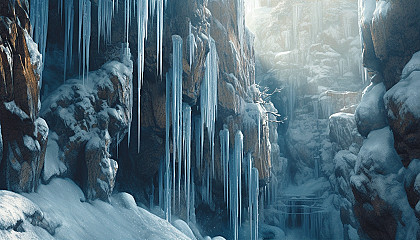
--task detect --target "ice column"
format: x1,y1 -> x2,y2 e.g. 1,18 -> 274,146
182,104 -> 192,223
172,35 -> 183,210
164,71 -> 172,221
219,126 -> 229,206
200,36 -> 218,177
30,0 -> 49,84
250,167 -> 259,240
230,131 -> 243,240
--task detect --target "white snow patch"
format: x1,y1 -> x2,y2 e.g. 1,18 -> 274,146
43,132 -> 67,182
21,178 -> 191,240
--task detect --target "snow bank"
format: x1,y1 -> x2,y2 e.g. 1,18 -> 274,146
14,178 -> 191,240
43,132 -> 67,182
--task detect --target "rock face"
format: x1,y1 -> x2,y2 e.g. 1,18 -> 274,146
0,0 -> 48,192
354,1 -> 420,238
329,113 -> 362,150
384,52 -> 420,166
41,49 -> 132,200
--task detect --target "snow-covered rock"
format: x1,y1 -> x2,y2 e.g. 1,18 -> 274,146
41,46 -> 133,200
355,82 -> 388,137
384,51 -> 420,165
329,112 -> 362,150
350,127 -> 419,239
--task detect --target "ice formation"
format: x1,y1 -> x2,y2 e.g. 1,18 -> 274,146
64,0 -> 74,81
30,0 -> 49,83
98,0 -> 114,49
219,126 -> 230,206
188,22 -> 196,70
200,36 -> 219,177
78,0 -> 92,84
230,131 -> 243,240
250,167 -> 259,240
182,104 -> 192,223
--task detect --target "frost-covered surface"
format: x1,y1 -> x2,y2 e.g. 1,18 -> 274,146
355,127 -> 402,175
385,51 -> 420,119
43,132 -> 67,182
0,178 -> 191,240
359,0 -> 376,24
355,82 -> 387,136
24,30 -> 43,78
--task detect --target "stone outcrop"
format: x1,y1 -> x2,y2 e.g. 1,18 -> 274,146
354,83 -> 388,137
40,48 -> 132,200
0,0 -> 48,192
355,1 -> 420,237
329,112 -> 362,150
384,51 -> 420,166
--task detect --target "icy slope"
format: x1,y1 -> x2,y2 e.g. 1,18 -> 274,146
0,178 -> 190,240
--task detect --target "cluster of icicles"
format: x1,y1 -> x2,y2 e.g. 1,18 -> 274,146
156,34 -> 259,240
29,0 -> 259,239
30,0 -> 165,153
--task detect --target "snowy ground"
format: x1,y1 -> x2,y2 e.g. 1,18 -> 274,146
0,178 -> 193,240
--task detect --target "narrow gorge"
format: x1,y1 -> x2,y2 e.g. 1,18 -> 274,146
0,0 -> 419,239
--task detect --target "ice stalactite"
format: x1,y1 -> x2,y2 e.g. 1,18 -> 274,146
188,22 -> 196,70
156,0 -> 164,76
98,0 -> 114,50
310,0 -> 323,42
219,126 -> 229,206
77,0 -> 91,84
64,0 -> 74,82
58,0 -> 63,21
194,116 -> 202,172
171,35 -> 183,211
83,0 -> 91,84
230,131 -> 243,240
136,0 -> 149,153
182,104 -> 192,223
164,70 -> 172,222
250,167 -> 259,240
200,36 -> 218,177
124,0 -> 131,55
30,0 -> 49,84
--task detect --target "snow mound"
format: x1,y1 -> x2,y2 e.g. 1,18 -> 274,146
355,127 -> 402,175
14,178 -> 191,240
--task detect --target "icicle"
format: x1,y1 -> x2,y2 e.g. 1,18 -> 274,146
257,113 -> 261,155
156,0 -> 164,76
165,71 -> 172,221
219,126 -> 229,206
81,0 -> 91,84
188,22 -> 196,70
98,0 -> 114,50
230,131 -> 243,240
200,36 -> 218,177
171,35 -> 183,212
64,0 -> 74,82
30,0 -> 49,85
182,104 -> 192,223
250,167 -> 259,240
